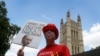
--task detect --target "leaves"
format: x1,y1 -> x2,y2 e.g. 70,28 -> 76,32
0,1 -> 20,56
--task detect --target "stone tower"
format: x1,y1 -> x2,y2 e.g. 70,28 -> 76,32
60,11 -> 84,55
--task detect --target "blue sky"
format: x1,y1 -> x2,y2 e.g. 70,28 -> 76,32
4,0 -> 100,56
5,0 -> 100,30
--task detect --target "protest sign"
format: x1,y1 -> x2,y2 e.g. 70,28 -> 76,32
12,20 -> 46,48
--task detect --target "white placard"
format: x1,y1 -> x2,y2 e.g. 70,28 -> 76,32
12,20 -> 46,48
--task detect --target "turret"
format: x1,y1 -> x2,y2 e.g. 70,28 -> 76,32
77,14 -> 82,28
67,10 -> 70,17
60,18 -> 63,25
66,11 -> 71,22
77,14 -> 81,22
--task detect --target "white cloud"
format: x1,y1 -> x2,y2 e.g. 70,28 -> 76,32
83,23 -> 100,51
41,14 -> 52,22
90,23 -> 100,33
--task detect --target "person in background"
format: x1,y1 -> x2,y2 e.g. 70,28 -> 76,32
37,23 -> 70,56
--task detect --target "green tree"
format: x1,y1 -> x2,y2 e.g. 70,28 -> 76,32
0,1 -> 20,56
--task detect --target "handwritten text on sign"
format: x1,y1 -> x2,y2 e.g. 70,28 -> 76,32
22,22 -> 44,37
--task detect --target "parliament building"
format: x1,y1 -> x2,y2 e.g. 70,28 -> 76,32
60,11 -> 84,55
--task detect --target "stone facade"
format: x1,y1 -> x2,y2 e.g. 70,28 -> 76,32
60,11 -> 84,55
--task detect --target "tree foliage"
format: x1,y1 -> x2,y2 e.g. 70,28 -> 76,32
0,1 -> 20,56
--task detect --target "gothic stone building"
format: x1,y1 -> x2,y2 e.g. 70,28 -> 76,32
60,11 -> 84,55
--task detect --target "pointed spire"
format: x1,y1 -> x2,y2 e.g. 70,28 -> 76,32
77,14 -> 81,22
67,10 -> 70,17
77,14 -> 82,28
61,18 -> 63,25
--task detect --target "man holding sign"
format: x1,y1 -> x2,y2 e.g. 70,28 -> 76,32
37,23 -> 70,56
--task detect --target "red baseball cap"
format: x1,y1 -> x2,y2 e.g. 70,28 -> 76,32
42,23 -> 59,40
